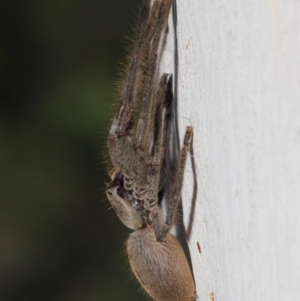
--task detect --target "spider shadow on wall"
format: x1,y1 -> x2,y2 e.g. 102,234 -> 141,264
168,0 -> 198,270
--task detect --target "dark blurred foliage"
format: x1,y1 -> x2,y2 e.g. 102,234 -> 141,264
0,0 -> 148,300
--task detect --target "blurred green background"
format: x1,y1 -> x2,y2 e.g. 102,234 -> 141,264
0,0 -> 148,300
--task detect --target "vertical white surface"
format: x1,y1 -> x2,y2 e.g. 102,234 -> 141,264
171,0 -> 300,300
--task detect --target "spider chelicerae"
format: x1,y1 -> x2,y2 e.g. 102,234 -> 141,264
105,1 -> 197,300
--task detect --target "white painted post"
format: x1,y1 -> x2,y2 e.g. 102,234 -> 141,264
168,0 -> 300,300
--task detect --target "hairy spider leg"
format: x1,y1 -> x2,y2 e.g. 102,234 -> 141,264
144,73 -> 169,211
165,127 -> 193,231
149,126 -> 193,242
118,0 -> 159,130
107,0 -> 161,184
135,0 -> 172,147
134,0 -> 172,199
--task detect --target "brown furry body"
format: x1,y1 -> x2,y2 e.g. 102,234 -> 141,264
127,226 -> 197,301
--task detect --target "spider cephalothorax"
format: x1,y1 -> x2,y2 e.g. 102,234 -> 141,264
106,1 -> 197,300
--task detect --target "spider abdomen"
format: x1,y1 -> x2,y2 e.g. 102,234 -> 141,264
126,226 -> 198,301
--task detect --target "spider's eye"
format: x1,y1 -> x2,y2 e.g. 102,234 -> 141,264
106,189 -> 112,196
